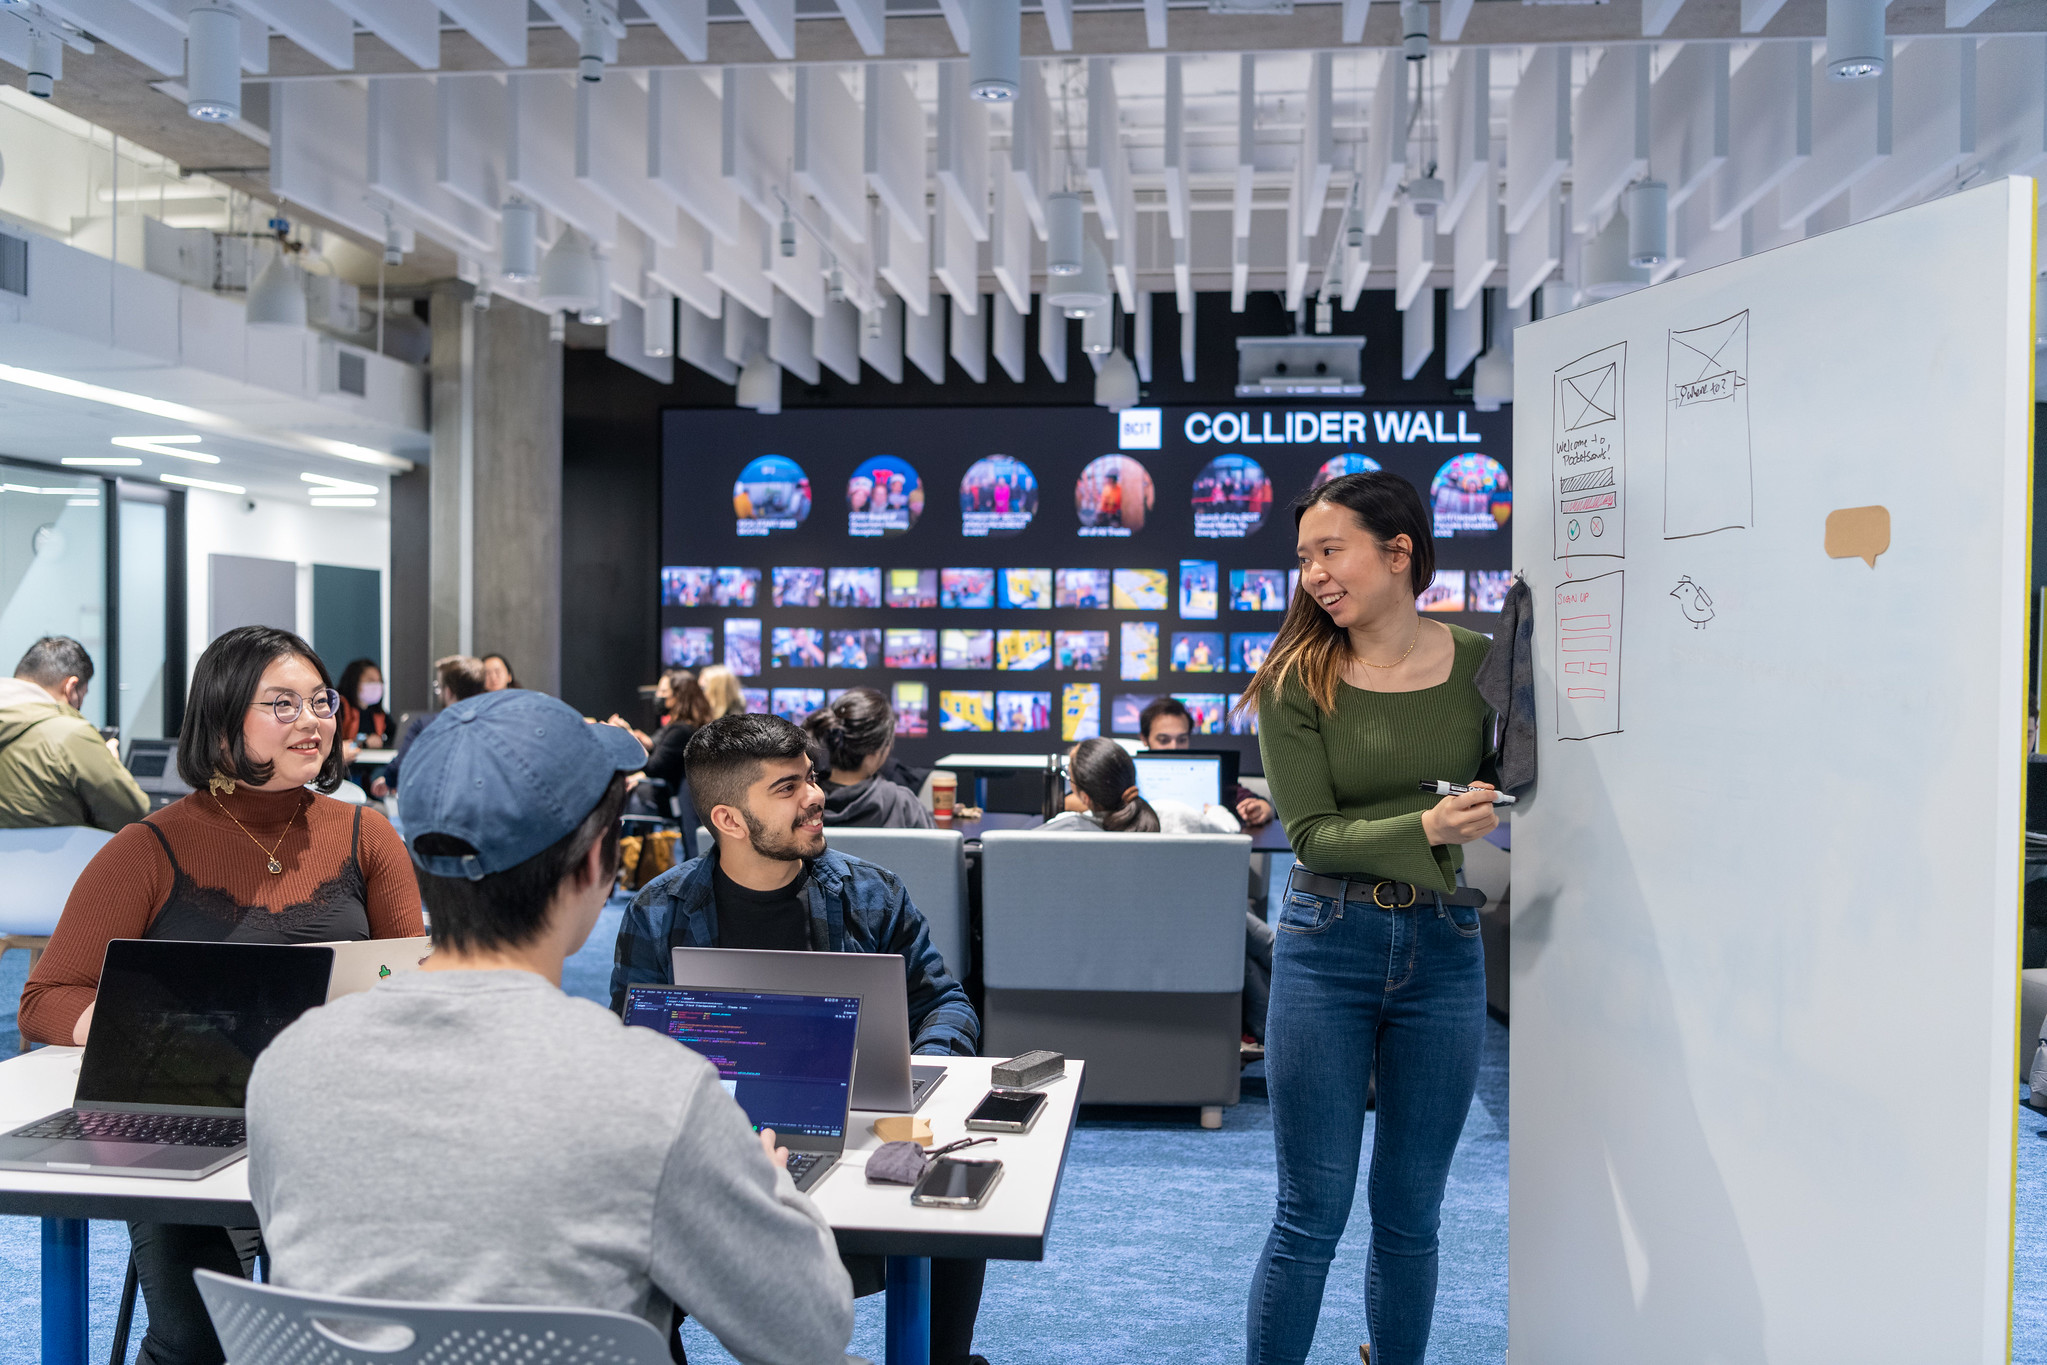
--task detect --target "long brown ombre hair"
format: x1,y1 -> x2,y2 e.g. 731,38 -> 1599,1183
1234,471 -> 1437,717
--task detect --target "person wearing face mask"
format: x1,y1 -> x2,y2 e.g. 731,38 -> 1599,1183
1238,472 -> 1499,1365
481,653 -> 519,692
19,624 -> 425,1365
608,714 -> 990,1365
0,635 -> 147,831
336,658 -> 391,753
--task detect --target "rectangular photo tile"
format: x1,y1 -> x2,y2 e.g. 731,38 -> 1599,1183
1110,692 -> 1160,735
940,567 -> 996,608
892,682 -> 930,736
1055,568 -> 1111,609
1061,682 -> 1101,742
662,626 -> 715,668
1056,630 -> 1110,671
1111,568 -> 1168,611
1169,632 -> 1227,673
1172,693 -> 1228,735
997,629 -> 1053,671
995,690 -> 1052,733
1120,622 -> 1159,681
939,690 -> 995,732
884,628 -> 939,669
998,567 -> 1053,609
771,627 -> 827,669
1178,560 -> 1219,619
1418,570 -> 1466,613
828,566 -> 883,609
940,629 -> 995,670
1230,632 -> 1276,673
887,568 -> 939,608
828,629 -> 882,669
724,619 -> 761,677
662,566 -> 714,606
1230,569 -> 1288,612
772,566 -> 826,608
713,567 -> 762,607
770,687 -> 824,723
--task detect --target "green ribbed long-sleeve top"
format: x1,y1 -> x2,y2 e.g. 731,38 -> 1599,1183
1257,624 -> 1498,894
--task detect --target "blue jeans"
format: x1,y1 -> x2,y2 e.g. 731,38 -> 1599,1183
1246,873 -> 1486,1365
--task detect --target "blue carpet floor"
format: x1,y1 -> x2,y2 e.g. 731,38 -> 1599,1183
3,912 -> 2044,1363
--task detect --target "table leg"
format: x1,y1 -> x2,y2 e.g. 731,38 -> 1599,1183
40,1217 -> 88,1365
973,776 -> 988,810
883,1254 -> 930,1365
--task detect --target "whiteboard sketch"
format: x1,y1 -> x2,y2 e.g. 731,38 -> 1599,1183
1665,311 -> 1754,538
1552,343 -> 1627,560
1555,570 -> 1623,739
1670,575 -> 1714,629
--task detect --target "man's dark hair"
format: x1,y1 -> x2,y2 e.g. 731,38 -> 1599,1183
436,655 -> 488,701
15,637 -> 94,690
413,773 -> 629,954
178,626 -> 348,794
1138,696 -> 1191,743
684,713 -> 812,824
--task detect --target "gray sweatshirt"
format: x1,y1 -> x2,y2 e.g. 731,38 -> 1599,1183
245,970 -> 854,1365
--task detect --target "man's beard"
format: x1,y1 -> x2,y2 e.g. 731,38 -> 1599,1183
741,803 -> 824,862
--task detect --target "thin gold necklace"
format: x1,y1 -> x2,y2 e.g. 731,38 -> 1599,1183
1356,619 -> 1422,670
215,792 -> 307,875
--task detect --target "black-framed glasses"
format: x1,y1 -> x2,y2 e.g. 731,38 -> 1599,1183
248,688 -> 341,724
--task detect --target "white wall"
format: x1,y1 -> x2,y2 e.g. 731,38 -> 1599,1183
184,487 -> 391,680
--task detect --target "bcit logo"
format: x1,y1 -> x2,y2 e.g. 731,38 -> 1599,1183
1117,408 -> 1162,450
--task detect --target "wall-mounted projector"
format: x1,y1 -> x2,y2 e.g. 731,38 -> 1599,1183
1235,336 -> 1366,398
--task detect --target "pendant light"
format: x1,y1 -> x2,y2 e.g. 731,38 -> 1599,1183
736,351 -> 783,414
1623,180 -> 1669,268
184,4 -> 241,122
1580,210 -> 1650,302
1046,192 -> 1084,276
1826,0 -> 1886,79
1045,239 -> 1110,316
1472,348 -> 1512,412
967,0 -> 1021,102
1094,349 -> 1139,411
245,246 -> 307,328
26,26 -> 61,99
500,199 -> 539,282
538,227 -> 601,312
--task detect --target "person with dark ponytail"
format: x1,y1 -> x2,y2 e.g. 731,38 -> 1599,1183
1037,737 -> 1161,833
1240,470 -> 1499,1365
802,688 -> 932,829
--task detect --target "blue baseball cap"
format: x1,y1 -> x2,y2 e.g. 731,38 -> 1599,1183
399,690 -> 647,880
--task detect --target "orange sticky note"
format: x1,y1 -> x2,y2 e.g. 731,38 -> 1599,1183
1825,506 -> 1890,568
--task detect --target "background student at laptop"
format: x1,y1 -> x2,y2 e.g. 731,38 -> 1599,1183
246,690 -> 854,1365
609,713 -> 989,1365
1137,696 -> 1274,829
18,625 -> 425,1365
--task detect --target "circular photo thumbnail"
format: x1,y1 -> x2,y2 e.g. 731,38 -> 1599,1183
847,455 -> 924,538
1075,455 -> 1155,537
960,455 -> 1039,537
1311,452 -> 1382,489
733,455 -> 812,535
1430,454 -> 1512,535
1192,454 -> 1274,539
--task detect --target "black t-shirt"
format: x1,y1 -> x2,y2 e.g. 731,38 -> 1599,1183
712,864 -> 811,951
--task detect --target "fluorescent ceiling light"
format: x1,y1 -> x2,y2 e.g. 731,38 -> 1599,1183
67,498 -> 99,507
62,457 -> 142,467
160,473 -> 246,494
1,482 -> 93,494
301,472 -> 378,495
309,497 -> 377,508
112,435 -> 219,464
0,363 -> 416,472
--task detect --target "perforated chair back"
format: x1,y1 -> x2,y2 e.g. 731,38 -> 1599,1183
0,826 -> 114,936
820,828 -> 970,977
194,1270 -> 673,1365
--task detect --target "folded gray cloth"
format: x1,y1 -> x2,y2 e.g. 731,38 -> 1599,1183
1474,576 -> 1536,794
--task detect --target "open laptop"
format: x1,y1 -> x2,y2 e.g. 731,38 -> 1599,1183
317,937 -> 433,1001
624,986 -> 859,1193
1133,752 -> 1226,809
123,738 -> 192,813
670,947 -> 944,1113
0,940 -> 334,1180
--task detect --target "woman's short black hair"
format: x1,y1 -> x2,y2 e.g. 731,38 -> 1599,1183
178,625 -> 348,794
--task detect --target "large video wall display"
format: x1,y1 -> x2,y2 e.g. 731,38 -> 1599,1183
661,404 -> 1514,767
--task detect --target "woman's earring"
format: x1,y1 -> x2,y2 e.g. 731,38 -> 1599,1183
207,772 -> 237,796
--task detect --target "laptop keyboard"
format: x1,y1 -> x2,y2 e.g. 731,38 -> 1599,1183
786,1152 -> 824,1183
14,1110 -> 246,1148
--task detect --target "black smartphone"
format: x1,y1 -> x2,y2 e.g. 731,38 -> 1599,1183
910,1156 -> 1005,1209
965,1087 -> 1048,1133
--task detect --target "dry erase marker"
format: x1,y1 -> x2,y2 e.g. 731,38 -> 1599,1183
1419,780 -> 1516,806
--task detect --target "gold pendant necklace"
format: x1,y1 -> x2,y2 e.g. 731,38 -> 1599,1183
1357,620 -> 1422,670
215,793 -> 306,875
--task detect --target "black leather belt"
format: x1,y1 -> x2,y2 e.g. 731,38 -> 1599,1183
1287,865 -> 1488,910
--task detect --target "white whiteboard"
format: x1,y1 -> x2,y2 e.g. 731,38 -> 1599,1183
1510,178 -> 2032,1364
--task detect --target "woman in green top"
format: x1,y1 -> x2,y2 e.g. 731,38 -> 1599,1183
1240,471 -> 1500,1365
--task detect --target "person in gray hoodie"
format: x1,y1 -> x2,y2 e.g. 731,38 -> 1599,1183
246,690 -> 854,1365
0,636 -> 146,831
804,688 -> 933,829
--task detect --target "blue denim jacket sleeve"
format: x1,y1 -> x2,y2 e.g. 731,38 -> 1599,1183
609,857 -> 713,1013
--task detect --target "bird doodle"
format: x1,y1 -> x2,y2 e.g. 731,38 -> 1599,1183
1670,576 -> 1714,629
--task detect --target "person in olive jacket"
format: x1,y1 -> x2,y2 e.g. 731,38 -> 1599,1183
0,636 -> 146,831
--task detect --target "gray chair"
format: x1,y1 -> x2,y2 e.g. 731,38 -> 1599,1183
979,830 -> 1251,1125
0,825 -> 115,1051
194,1269 -> 672,1364
820,827 -> 970,979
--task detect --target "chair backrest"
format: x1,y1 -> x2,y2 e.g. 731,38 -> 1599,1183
821,828 -> 970,978
195,1270 -> 673,1365
0,826 -> 115,936
978,830 -> 1251,993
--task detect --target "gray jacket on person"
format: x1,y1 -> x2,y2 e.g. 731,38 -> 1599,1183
246,970 -> 854,1365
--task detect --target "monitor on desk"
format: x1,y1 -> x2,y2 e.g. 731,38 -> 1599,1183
124,738 -> 190,812
1133,754 -> 1224,809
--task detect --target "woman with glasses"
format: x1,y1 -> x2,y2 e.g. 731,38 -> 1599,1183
19,624 -> 424,1365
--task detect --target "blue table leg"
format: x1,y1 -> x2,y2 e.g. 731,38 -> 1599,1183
884,1254 -> 930,1365
41,1217 -> 88,1365
973,775 -> 988,810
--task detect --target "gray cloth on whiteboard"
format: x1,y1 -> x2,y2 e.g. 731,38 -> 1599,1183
1474,576 -> 1537,794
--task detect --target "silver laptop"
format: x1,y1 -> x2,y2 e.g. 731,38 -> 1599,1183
670,947 -> 945,1113
317,937 -> 432,1001
0,939 -> 334,1180
624,985 -> 860,1193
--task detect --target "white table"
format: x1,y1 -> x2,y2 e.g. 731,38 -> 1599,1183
0,1048 -> 1084,1365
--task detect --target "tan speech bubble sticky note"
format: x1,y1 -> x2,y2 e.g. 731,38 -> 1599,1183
1825,505 -> 1891,568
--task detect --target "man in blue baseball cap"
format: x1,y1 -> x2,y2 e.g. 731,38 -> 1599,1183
245,690 -> 854,1365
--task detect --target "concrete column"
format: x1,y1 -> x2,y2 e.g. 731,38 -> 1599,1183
471,301 -> 563,697
427,286 -> 472,675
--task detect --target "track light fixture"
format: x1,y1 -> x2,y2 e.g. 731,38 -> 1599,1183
644,288 -> 675,357
26,25 -> 60,98
827,264 -> 846,304
967,0 -> 1021,102
1081,304 -> 1114,355
1826,0 -> 1885,79
499,199 -> 539,281
1405,174 -> 1445,217
1046,192 -> 1084,276
1400,0 -> 1428,60
577,0 -> 622,81
779,205 -> 797,259
184,4 -> 241,122
1046,239 -> 1111,317
382,217 -> 404,267
1623,180 -> 1669,268
1345,206 -> 1364,251
578,250 -> 612,325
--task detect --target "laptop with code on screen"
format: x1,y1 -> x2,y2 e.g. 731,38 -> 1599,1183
1132,753 -> 1224,809
624,986 -> 860,1193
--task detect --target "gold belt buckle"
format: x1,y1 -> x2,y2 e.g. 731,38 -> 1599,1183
1370,880 -> 1418,910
